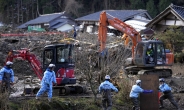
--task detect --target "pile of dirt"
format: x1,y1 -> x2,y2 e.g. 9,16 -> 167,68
0,31 -> 120,76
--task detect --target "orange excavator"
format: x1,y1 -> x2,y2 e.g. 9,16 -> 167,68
98,11 -> 174,78
5,39 -> 86,95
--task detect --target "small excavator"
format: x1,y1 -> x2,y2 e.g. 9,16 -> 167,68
6,38 -> 86,95
98,11 -> 174,78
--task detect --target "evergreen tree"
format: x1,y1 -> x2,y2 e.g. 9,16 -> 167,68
146,0 -> 158,18
158,0 -> 173,12
129,0 -> 145,9
155,26 -> 184,52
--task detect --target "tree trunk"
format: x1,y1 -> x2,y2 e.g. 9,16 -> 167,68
32,0 -> 34,19
11,5 -> 14,25
88,72 -> 98,102
37,0 -> 40,16
21,0 -> 23,23
17,0 -> 20,24
104,0 -> 107,9
26,3 -> 29,22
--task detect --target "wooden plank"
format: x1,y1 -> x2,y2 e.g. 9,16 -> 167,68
140,74 -> 159,110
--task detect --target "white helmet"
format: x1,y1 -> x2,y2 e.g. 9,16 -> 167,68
159,78 -> 165,82
6,61 -> 13,65
48,64 -> 55,67
105,75 -> 110,80
148,45 -> 151,49
60,58 -> 65,62
136,80 -> 141,84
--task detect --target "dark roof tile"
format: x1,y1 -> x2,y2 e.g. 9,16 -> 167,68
75,10 -> 151,21
171,4 -> 184,20
17,12 -> 72,29
28,13 -> 63,24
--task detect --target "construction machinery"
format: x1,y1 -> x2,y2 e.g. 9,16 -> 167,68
6,39 -> 86,95
98,11 -> 174,78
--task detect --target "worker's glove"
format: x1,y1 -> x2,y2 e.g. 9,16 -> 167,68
10,82 -> 14,85
149,90 -> 153,93
143,90 -> 153,93
53,83 -> 57,86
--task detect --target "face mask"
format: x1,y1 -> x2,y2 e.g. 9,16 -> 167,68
7,65 -> 13,68
51,67 -> 55,71
159,82 -> 163,85
137,83 -> 141,86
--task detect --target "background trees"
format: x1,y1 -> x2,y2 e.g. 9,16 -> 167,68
155,26 -> 184,53
154,26 -> 184,63
0,0 -> 183,25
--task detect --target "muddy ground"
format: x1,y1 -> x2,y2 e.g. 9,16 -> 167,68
0,30 -> 184,109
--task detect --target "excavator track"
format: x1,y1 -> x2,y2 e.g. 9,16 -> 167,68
138,69 -> 172,78
123,65 -> 172,78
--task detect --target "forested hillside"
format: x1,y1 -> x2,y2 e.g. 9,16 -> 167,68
0,0 -> 184,26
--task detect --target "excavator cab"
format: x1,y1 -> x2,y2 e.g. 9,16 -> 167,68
43,44 -> 76,86
134,40 -> 171,67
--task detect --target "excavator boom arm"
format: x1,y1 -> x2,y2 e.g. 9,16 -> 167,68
98,11 -> 142,57
6,49 -> 43,79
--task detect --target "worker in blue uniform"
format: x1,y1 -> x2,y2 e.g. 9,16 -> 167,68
99,75 -> 118,110
72,25 -> 77,39
0,61 -> 14,93
159,78 -> 179,109
36,64 -> 57,102
129,80 -> 153,110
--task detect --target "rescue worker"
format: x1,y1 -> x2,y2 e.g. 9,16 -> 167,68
159,78 -> 179,109
36,64 -> 57,102
99,75 -> 118,110
129,80 -> 153,110
72,25 -> 77,39
0,61 -> 14,93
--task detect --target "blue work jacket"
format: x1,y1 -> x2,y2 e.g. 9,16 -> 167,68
159,83 -> 171,92
0,66 -> 14,83
129,85 -> 144,98
41,68 -> 56,86
99,80 -> 118,93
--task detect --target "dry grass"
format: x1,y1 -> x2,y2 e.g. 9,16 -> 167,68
0,92 -> 10,110
114,77 -> 133,107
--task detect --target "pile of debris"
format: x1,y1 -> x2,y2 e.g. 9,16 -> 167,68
0,30 -> 123,97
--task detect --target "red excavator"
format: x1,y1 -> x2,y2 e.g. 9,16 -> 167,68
98,11 -> 174,78
6,39 -> 86,95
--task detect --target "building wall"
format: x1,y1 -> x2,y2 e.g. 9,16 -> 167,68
158,13 -> 184,26
80,14 -> 151,34
151,13 -> 184,32
152,24 -> 168,32
134,14 -> 150,20
56,24 -> 73,32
